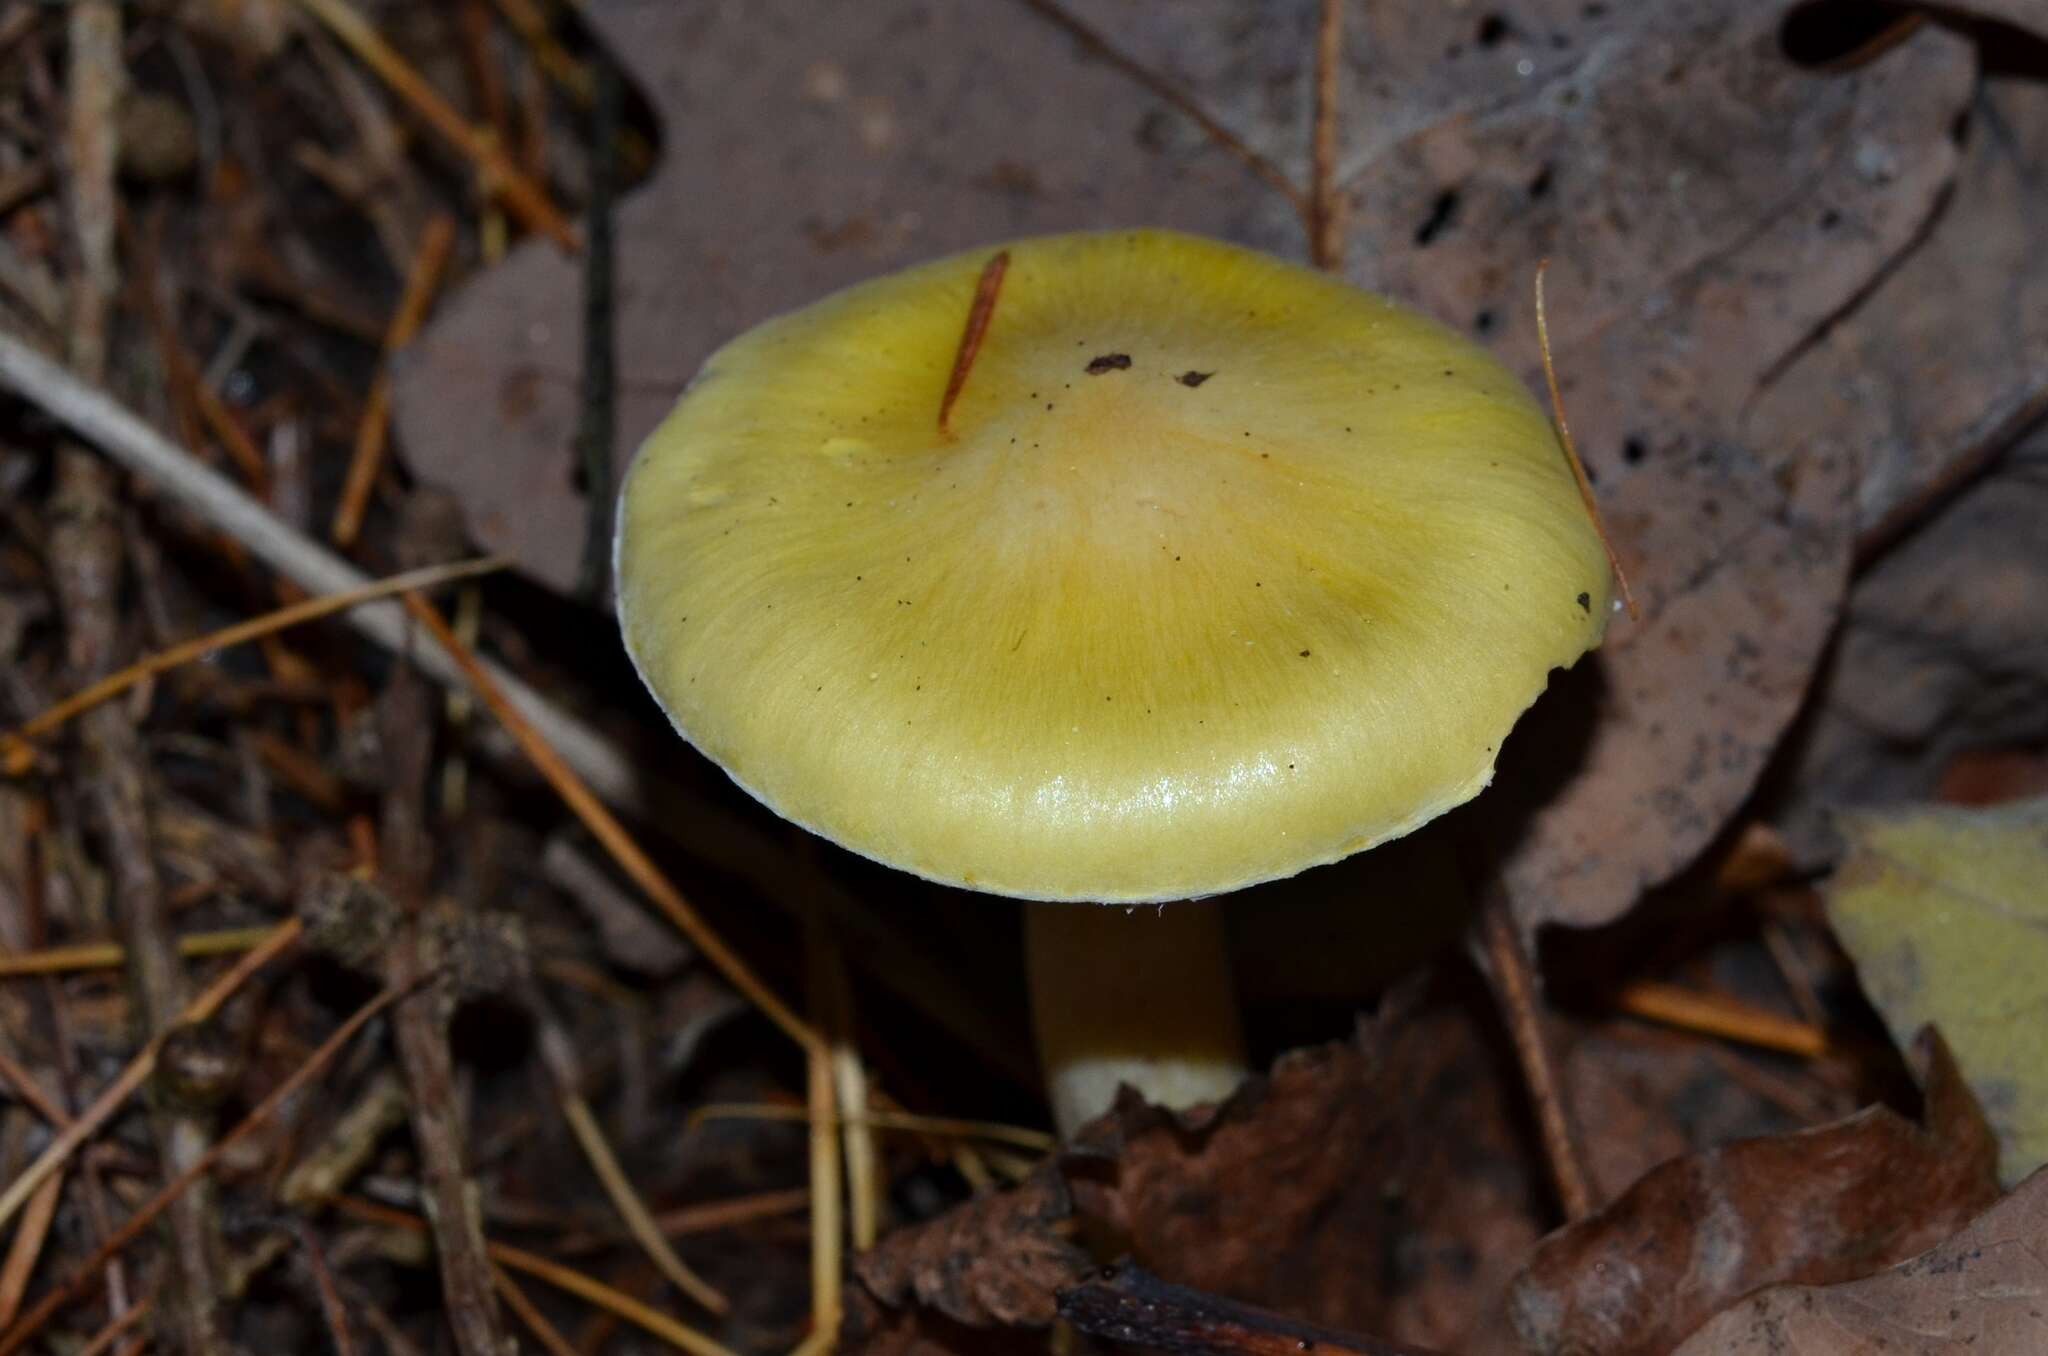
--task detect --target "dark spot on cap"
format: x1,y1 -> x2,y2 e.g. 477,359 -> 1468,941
1577,592 -> 1591,612
1299,649 -> 1311,657
1178,370 -> 1213,387
1085,353 -> 1132,374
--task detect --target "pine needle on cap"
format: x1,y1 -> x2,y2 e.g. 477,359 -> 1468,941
1535,260 -> 1639,621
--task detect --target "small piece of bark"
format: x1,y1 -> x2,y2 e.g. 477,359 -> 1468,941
853,1160 -> 1090,1328
1059,1262 -> 1447,1356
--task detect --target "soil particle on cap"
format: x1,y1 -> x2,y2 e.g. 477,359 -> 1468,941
1178,370 -> 1213,387
1085,353 -> 1132,374
1577,592 -> 1592,612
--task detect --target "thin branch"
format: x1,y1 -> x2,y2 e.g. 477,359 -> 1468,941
378,668 -> 516,1356
1471,883 -> 1594,1221
52,450 -> 229,1355
63,0 -> 121,385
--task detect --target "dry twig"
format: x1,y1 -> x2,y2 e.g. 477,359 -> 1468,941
56,3 -> 229,1343
377,667 -> 516,1356
1471,885 -> 1595,1221
52,452 -> 231,1355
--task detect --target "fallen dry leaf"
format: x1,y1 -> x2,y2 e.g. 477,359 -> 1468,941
852,975 -> 1552,1353
1766,422 -> 2048,864
1366,9 -> 1974,933
1748,65 -> 2048,558
396,2 -> 1986,941
1072,980 -> 1546,1352
853,1161 -> 1089,1328
1741,60 -> 2048,864
1563,1023 -> 1808,1206
1670,1165 -> 2048,1356
1505,1031 -> 2000,1356
1827,797 -> 2048,1187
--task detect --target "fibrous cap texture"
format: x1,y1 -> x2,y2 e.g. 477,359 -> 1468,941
616,230 -> 1609,902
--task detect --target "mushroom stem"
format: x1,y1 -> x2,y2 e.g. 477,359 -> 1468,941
1024,901 -> 1247,1138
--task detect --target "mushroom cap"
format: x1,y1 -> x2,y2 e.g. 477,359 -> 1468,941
615,230 -> 1609,902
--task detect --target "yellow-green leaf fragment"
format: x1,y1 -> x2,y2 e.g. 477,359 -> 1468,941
615,229 -> 1610,902
1828,797 -> 2048,1186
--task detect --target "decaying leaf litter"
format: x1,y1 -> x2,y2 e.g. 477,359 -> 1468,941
0,1 -> 2040,1354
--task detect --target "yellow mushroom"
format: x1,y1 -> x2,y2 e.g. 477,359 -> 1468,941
615,229 -> 1610,1134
